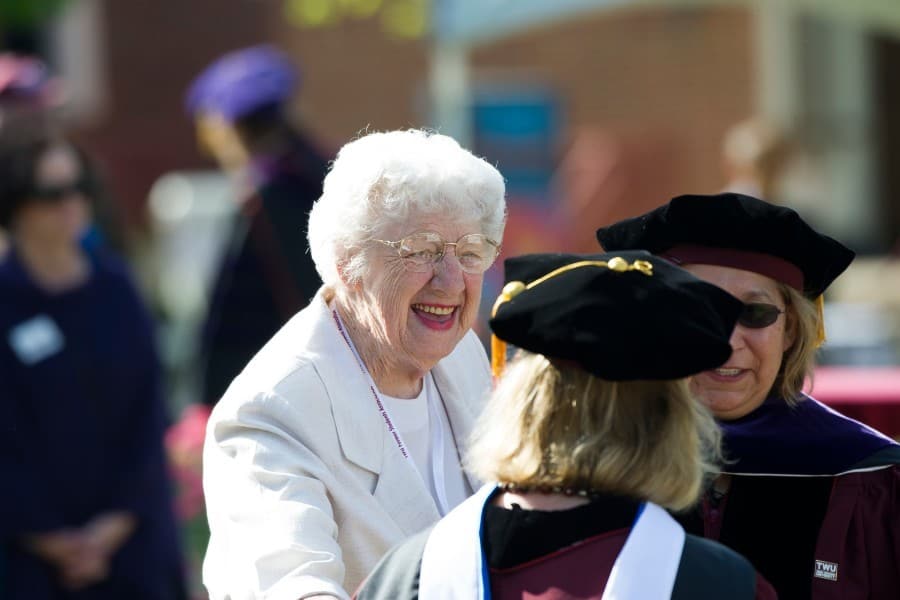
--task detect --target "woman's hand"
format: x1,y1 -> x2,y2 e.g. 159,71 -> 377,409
23,529 -> 83,565
58,548 -> 109,590
83,511 -> 137,557
23,528 -> 105,590
60,512 -> 136,590
23,512 -> 137,590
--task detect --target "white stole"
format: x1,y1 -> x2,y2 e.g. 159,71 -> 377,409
418,484 -> 686,599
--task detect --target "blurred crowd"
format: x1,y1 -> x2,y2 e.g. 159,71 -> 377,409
0,46 -> 333,599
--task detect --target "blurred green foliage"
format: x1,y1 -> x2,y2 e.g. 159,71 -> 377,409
284,0 -> 428,39
0,0 -> 69,28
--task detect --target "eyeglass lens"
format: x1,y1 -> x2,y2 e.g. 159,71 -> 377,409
738,302 -> 783,329
397,232 -> 497,273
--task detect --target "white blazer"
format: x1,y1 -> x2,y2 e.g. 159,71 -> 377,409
202,288 -> 490,600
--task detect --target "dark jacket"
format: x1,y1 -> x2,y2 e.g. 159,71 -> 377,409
199,133 -> 329,405
0,249 -> 185,599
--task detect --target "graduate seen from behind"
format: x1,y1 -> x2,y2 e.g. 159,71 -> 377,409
597,193 -> 900,600
202,129 -> 507,599
356,251 -> 777,599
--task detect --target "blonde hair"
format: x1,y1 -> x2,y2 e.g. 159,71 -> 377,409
465,352 -> 722,512
776,284 -> 819,404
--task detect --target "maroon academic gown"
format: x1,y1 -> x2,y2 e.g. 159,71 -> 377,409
356,492 -> 776,599
684,394 -> 900,600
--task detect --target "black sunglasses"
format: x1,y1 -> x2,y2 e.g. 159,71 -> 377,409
738,302 -> 784,329
29,178 -> 90,202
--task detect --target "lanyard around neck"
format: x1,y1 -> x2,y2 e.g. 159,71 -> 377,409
331,308 -> 452,514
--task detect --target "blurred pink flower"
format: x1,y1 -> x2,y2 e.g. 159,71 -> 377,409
165,404 -> 212,520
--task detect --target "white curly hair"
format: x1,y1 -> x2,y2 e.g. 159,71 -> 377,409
307,129 -> 507,286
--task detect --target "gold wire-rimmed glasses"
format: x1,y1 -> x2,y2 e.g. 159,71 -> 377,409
374,231 -> 501,274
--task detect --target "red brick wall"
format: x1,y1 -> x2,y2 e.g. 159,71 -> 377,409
272,17 -> 430,143
72,2 -> 753,243
73,0 -> 276,230
469,5 -> 755,251
73,1 -> 430,233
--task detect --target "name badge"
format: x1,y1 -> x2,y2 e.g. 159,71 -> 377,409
8,315 -> 65,365
814,559 -> 838,581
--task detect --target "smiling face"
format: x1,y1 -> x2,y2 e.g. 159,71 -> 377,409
684,263 -> 795,420
340,215 -> 485,394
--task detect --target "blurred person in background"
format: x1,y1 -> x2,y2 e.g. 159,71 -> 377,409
356,251 -> 775,599
185,44 -> 331,407
0,52 -> 124,257
598,192 -> 900,600
0,52 -> 64,257
721,117 -> 790,201
0,53 -> 63,147
551,127 -> 683,254
0,134 -> 185,598
202,129 -> 506,599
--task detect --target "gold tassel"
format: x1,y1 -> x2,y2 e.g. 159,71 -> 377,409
815,295 -> 826,347
491,333 -> 507,380
491,281 -> 526,379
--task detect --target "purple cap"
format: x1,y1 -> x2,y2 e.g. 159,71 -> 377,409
185,45 -> 298,121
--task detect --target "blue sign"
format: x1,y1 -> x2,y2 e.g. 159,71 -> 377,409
472,85 -> 561,204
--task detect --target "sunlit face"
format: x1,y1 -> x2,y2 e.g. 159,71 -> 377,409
13,144 -> 91,246
350,217 -> 485,378
685,264 -> 795,421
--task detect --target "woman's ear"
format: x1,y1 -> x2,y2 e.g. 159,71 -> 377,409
336,259 -> 351,286
336,257 -> 361,290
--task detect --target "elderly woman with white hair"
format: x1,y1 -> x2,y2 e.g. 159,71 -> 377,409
201,129 -> 506,600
